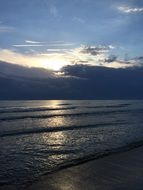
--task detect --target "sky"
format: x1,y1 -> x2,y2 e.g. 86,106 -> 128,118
0,0 -> 143,71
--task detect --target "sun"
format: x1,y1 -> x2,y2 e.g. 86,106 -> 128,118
41,58 -> 68,71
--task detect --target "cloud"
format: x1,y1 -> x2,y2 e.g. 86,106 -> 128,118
1,62 -> 143,100
78,45 -> 112,55
72,17 -> 85,24
109,45 -> 116,49
47,43 -> 75,46
25,40 -> 66,44
1,43 -> 142,72
69,45 -> 113,66
68,45 -> 142,69
105,55 -> 117,63
0,49 -> 71,71
0,25 -> 14,33
0,61 -> 55,79
13,42 -> 75,48
46,49 -> 69,53
0,49 -> 45,68
1,46 -> 143,99
118,6 -> 143,13
50,5 -> 58,17
13,44 -> 47,47
25,40 -> 46,44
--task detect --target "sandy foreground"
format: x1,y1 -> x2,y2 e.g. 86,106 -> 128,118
1,146 -> 143,190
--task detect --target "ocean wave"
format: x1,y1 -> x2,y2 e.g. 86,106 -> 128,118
0,108 -> 143,122
43,139 -> 143,176
0,103 -> 131,114
85,103 -> 131,109
0,106 -> 78,114
0,122 -> 126,137
57,103 -> 72,106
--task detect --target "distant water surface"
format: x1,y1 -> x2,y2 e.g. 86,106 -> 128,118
0,100 -> 143,186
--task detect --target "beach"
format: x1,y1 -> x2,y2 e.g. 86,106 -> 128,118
1,143 -> 143,190
25,146 -> 143,190
24,146 -> 143,190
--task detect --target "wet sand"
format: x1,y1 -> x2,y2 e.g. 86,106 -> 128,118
26,146 -> 143,190
1,146 -> 143,190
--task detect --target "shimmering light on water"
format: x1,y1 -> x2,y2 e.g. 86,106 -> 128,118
0,100 -> 143,186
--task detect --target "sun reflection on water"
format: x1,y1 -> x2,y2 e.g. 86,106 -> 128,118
38,100 -> 74,162
42,112 -> 68,160
42,131 -> 69,162
42,131 -> 66,145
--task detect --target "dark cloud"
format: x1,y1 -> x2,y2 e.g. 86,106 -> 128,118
0,61 -> 55,79
104,55 -> 117,63
0,61 -> 143,100
61,64 -> 143,99
79,45 -> 110,56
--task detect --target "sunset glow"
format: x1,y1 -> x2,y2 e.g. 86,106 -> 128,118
41,58 -> 69,71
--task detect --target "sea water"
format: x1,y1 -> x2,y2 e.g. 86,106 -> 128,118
0,100 -> 143,186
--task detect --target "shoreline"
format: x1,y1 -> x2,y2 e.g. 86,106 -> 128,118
26,145 -> 143,190
1,144 -> 143,190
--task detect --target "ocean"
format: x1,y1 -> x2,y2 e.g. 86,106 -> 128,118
0,100 -> 143,187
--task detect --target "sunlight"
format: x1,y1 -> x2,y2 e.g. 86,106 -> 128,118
0,49 -> 71,71
42,58 -> 69,71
